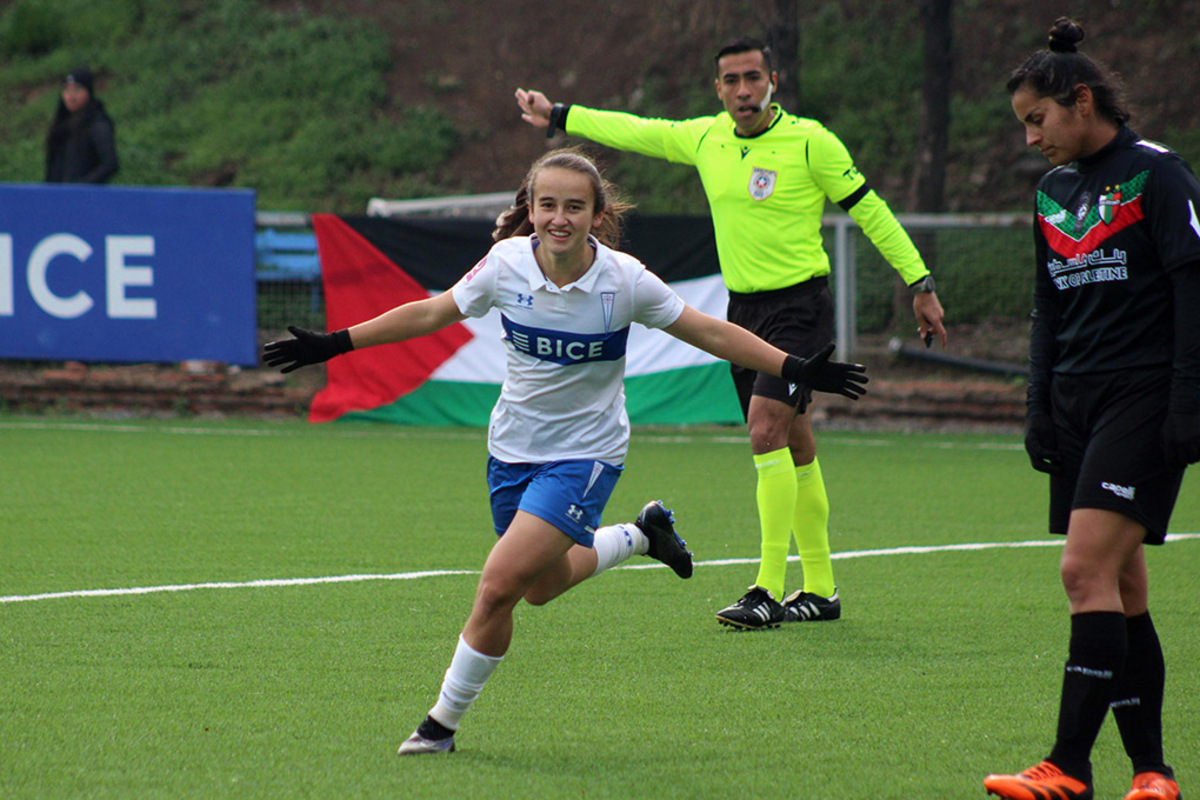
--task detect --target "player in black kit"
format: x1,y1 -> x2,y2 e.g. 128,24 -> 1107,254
984,17 -> 1198,800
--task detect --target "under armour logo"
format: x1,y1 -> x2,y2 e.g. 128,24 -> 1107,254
516,293 -> 534,307
566,504 -> 584,522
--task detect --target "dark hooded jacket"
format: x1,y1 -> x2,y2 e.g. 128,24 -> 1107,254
45,97 -> 119,183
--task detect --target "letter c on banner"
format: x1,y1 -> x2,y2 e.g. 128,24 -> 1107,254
29,234 -> 94,319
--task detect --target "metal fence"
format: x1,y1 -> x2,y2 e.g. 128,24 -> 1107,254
255,208 -> 1035,357
829,212 -> 1032,355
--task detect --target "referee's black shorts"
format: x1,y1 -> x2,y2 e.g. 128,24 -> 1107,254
726,276 -> 834,420
1049,367 -> 1185,544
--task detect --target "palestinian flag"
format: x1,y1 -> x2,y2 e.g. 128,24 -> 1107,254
309,213 -> 742,426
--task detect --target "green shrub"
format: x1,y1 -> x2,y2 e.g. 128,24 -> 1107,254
0,1 -> 66,56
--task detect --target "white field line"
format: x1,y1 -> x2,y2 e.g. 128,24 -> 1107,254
0,420 -> 1023,450
3,534 -> 1196,604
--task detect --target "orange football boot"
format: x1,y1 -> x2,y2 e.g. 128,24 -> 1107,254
984,760 -> 1093,800
1125,771 -> 1181,800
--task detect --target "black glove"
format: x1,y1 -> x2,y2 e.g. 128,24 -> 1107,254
1024,411 -> 1061,474
781,342 -> 869,413
263,325 -> 354,373
1162,411 -> 1200,472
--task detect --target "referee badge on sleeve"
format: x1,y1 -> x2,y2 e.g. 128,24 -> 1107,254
749,167 -> 777,201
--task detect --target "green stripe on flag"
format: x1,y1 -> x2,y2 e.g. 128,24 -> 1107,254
339,381 -> 498,427
335,363 -> 742,427
625,362 -> 742,425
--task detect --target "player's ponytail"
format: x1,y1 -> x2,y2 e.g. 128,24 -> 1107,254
492,185 -> 533,242
1005,17 -> 1130,125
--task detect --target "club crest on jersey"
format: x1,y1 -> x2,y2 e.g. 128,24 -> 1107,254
749,167 -> 777,201
1036,170 -> 1148,257
1098,185 -> 1122,225
1074,192 -> 1092,235
602,291 -> 615,333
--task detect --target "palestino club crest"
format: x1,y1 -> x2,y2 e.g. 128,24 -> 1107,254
1098,185 -> 1122,225
749,167 -> 777,201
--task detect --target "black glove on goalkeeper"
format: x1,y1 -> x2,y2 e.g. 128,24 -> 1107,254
263,325 -> 354,373
781,342 -> 869,414
1024,411 -> 1061,474
1162,411 -> 1200,472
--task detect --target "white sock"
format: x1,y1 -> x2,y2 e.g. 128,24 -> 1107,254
591,523 -> 649,576
428,635 -> 504,731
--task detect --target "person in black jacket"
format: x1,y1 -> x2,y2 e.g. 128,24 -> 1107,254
45,67 -> 118,184
983,17 -> 1196,800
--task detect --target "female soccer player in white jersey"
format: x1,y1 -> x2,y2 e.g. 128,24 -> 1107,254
264,148 -> 867,755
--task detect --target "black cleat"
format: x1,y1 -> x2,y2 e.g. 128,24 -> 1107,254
636,500 -> 692,579
715,586 -> 784,630
782,589 -> 841,622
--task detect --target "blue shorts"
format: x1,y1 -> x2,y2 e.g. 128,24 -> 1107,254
486,457 -> 623,547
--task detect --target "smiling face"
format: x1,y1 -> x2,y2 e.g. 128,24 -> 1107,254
1011,84 -> 1100,167
715,49 -> 777,135
528,166 -> 604,260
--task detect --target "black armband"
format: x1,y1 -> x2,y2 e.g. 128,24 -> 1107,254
547,103 -> 570,139
836,184 -> 870,212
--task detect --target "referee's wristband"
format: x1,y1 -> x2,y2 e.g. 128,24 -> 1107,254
547,103 -> 570,139
908,274 -> 936,294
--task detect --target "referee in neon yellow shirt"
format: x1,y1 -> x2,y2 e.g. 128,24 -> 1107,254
516,37 -> 947,629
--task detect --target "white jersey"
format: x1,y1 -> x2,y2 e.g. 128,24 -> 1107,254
451,235 -> 686,464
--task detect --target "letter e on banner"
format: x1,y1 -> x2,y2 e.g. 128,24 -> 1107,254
106,236 -> 156,319
0,234 -> 12,316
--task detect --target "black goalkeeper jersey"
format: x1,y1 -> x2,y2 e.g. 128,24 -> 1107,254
1028,125 -> 1200,411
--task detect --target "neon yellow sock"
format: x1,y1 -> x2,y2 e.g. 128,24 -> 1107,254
752,448 -> 796,600
793,458 -> 835,598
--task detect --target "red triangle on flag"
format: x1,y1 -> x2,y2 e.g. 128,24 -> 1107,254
307,214 -> 473,423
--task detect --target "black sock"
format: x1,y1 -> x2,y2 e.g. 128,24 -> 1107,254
1112,612 -> 1172,777
417,715 -> 455,741
1047,611 -> 1127,781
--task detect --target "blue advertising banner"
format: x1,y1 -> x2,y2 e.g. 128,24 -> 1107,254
0,184 -> 257,365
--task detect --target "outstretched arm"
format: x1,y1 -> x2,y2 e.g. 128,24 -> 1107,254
348,291 -> 466,348
264,292 -> 465,372
664,305 -> 788,376
662,305 -> 867,405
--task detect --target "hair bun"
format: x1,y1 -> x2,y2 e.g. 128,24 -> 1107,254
1048,17 -> 1084,53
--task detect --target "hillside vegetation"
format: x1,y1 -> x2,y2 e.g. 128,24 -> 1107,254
1,0 -> 1197,214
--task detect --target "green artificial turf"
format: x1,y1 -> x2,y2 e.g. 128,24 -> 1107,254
2,417 -> 1196,798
